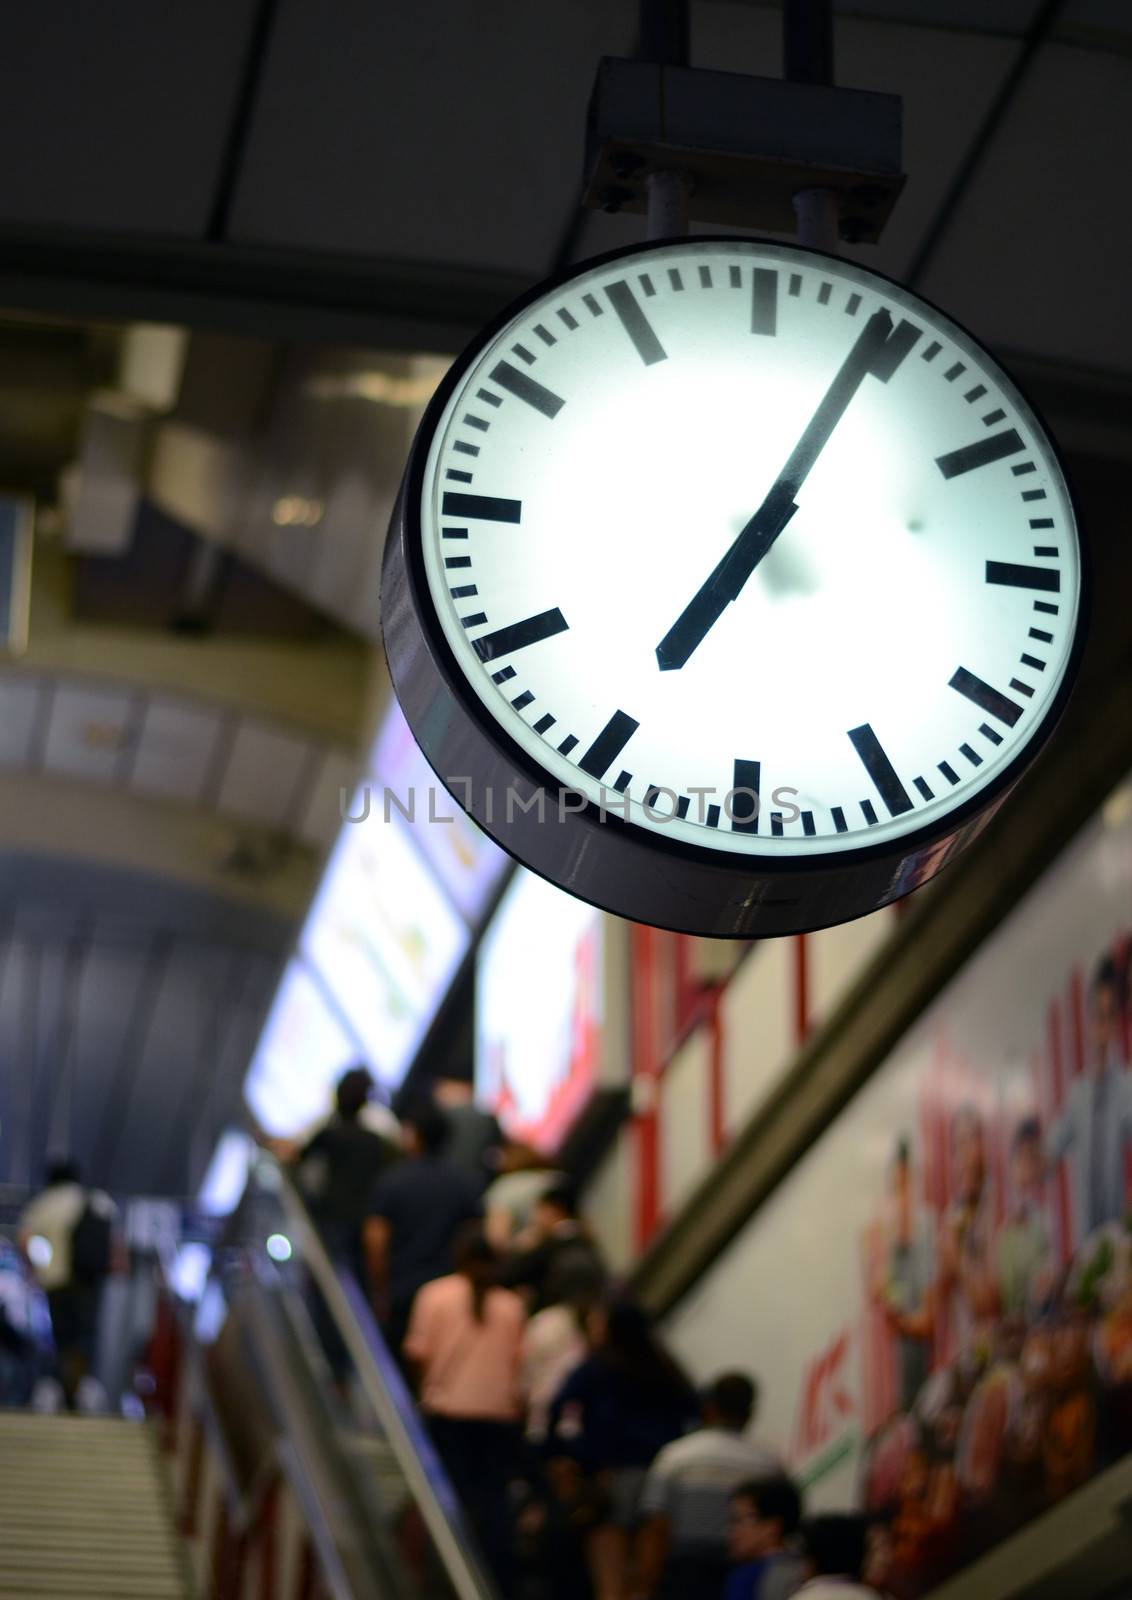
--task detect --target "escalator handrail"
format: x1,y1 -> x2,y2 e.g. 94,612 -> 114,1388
266,1161 -> 500,1600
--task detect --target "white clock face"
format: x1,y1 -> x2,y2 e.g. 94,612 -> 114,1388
416,239 -> 1081,859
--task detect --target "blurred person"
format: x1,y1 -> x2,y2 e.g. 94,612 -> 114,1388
364,1099 -> 482,1352
547,1296 -> 698,1600
18,1158 -> 121,1409
522,1290 -> 594,1445
1049,956 -> 1132,1240
722,1477 -> 806,1600
295,1066 -> 400,1285
485,1138 -> 566,1251
937,1106 -> 997,1363
433,1077 -> 503,1192
995,1116 -> 1053,1318
265,1066 -> 402,1162
639,1372 -> 785,1600
404,1225 -> 526,1588
872,1139 -> 935,1411
0,1236 -> 45,1408
503,1183 -> 607,1314
795,1515 -> 879,1599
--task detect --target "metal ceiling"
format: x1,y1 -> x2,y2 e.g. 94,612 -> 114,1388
0,0 -> 1129,1200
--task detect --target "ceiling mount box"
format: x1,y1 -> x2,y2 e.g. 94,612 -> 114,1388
583,58 -> 904,241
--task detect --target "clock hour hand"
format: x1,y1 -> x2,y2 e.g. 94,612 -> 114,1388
657,309 -> 915,672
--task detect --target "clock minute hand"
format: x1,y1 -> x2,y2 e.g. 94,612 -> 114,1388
656,309 -> 907,672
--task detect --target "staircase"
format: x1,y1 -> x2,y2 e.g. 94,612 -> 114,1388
0,1412 -> 192,1598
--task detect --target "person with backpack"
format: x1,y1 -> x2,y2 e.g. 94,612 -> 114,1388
18,1158 -> 120,1409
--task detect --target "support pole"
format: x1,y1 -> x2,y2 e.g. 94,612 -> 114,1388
640,0 -> 691,240
785,0 -> 841,252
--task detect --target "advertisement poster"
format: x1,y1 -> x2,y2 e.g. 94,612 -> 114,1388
243,958 -> 361,1137
369,700 -> 507,926
476,869 -> 603,1152
302,806 -> 467,1087
670,777 -> 1132,1597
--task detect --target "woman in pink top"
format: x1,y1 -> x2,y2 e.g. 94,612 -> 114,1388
404,1226 -> 526,1587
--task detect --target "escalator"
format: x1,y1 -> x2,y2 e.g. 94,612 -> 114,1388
168,1156 -> 501,1600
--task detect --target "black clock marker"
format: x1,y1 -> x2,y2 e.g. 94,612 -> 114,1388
921,340 -> 941,362
752,269 -> 777,334
699,265 -> 712,288
1010,677 -> 1035,698
558,734 -> 579,755
960,743 -> 982,767
868,319 -> 921,382
638,273 -> 657,297
1029,628 -> 1053,644
558,307 -> 579,331
513,343 -> 535,366
676,795 -> 691,819
817,281 -> 832,306
450,584 -> 477,598
914,776 -> 934,801
939,761 -> 960,786
534,713 -> 556,734
462,612 -> 488,628
442,491 -> 521,524
446,468 -> 473,483
1022,489 -> 1047,502
831,806 -> 848,833
936,429 -> 1025,478
788,273 -> 802,296
464,414 -> 490,431
979,723 -> 1003,746
614,770 -> 632,793
606,280 -> 667,365
1021,653 -> 1046,671
489,359 -> 565,420
583,294 -> 603,318
454,442 -> 479,457
1034,546 -> 1058,557
944,362 -> 965,382
492,667 -> 515,685
445,556 -> 471,568
964,384 -> 987,404
983,408 -> 1006,426
668,268 -> 684,291
706,803 -> 721,828
802,811 -> 816,836
986,561 -> 1060,593
579,710 -> 639,779
771,813 -> 785,836
1030,517 -> 1055,530
442,528 -> 468,540
731,758 -> 761,833
534,323 -> 556,346
729,265 -> 741,289
1012,461 -> 1036,476
860,800 -> 878,825
512,691 -> 535,711
1034,601 -> 1058,614
472,607 -> 569,663
848,723 -> 914,816
950,666 -> 1024,727
845,292 -> 862,316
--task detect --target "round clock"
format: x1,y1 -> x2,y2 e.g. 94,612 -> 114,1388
382,237 -> 1085,938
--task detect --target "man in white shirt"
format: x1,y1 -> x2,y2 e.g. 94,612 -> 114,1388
18,1160 -> 119,1408
795,1515 -> 880,1599
638,1371 -> 784,1599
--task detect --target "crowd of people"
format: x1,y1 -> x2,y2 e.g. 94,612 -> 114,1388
292,1068 -> 886,1600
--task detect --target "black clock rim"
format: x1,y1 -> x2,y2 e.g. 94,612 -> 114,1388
383,233 -> 1090,903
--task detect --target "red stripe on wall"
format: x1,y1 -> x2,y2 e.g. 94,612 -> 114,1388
632,924 -> 662,1249
794,934 -> 810,1046
708,989 -> 726,1153
1070,966 -> 1086,1078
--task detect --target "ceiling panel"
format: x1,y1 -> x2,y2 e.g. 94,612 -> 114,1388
42,682 -> 135,784
0,677 -> 43,768
0,1 -> 262,236
228,0 -> 638,273
129,694 -> 225,803
215,718 -> 318,829
297,746 -> 362,851
919,41 -> 1132,370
